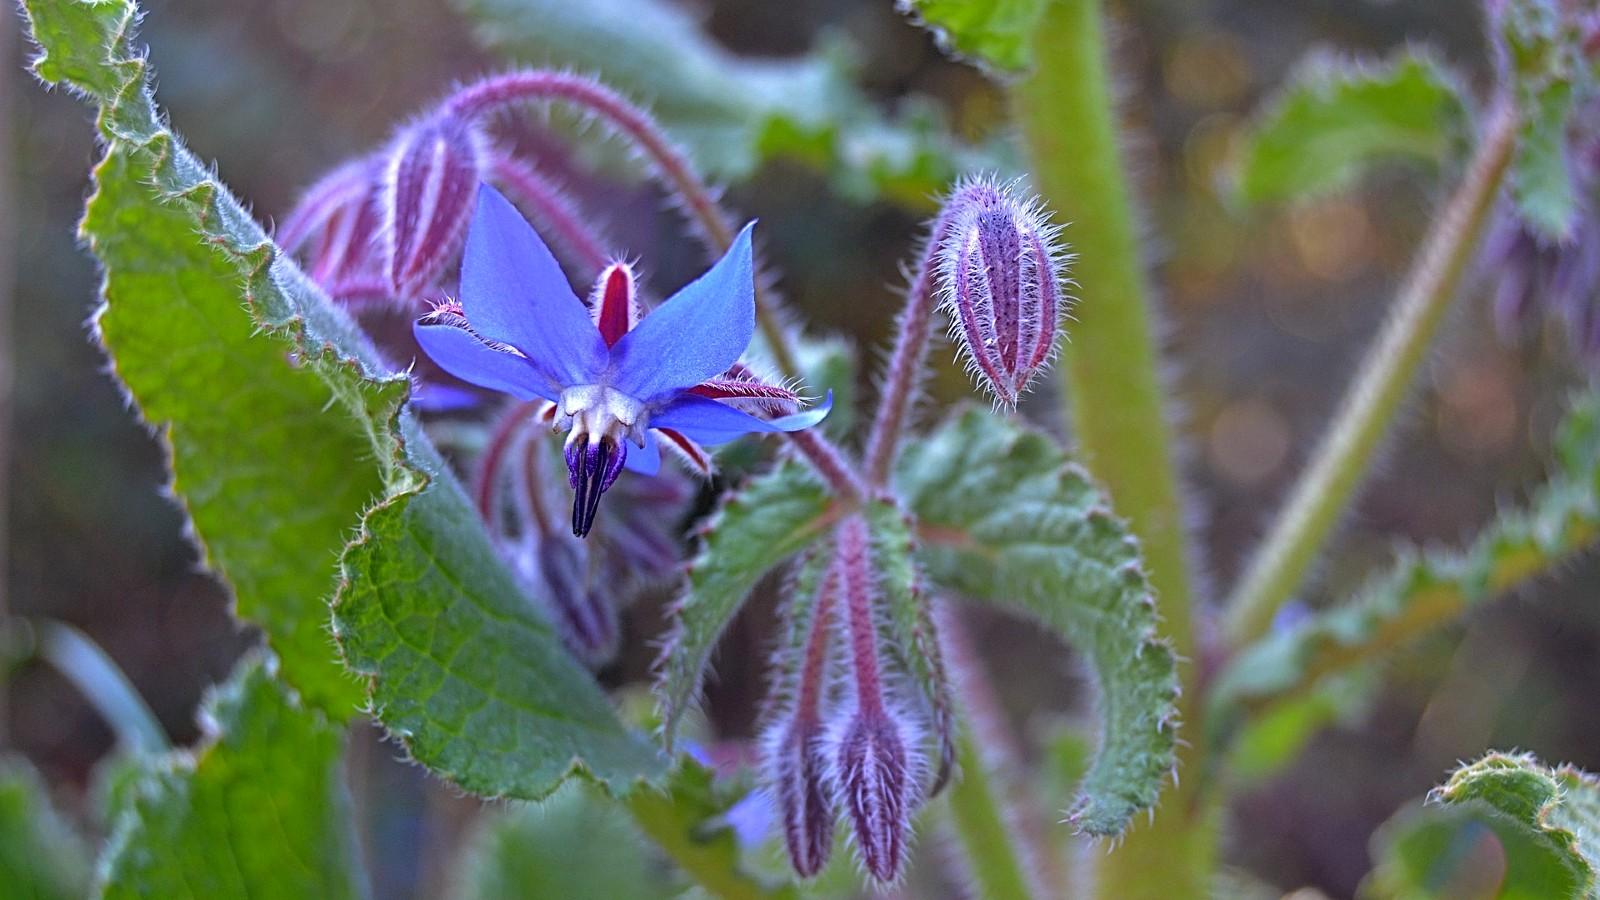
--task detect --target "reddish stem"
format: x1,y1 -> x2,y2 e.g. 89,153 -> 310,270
793,562 -> 840,727
837,517 -> 884,718
474,401 -> 543,524
788,428 -> 865,503
863,186 -> 984,486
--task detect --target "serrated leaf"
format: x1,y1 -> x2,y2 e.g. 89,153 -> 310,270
453,782 -> 667,900
656,462 -> 835,747
1234,51 -> 1470,206
863,499 -> 956,792
453,0 -> 1005,207
1212,388 -> 1600,732
97,656 -> 366,899
24,0 -> 664,792
1501,0 -> 1594,241
896,408 -> 1180,838
900,0 -> 1046,72
0,757 -> 91,900
1368,752 -> 1600,899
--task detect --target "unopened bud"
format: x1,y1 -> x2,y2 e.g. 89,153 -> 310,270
763,719 -> 835,877
534,535 -> 618,665
937,178 -> 1069,407
830,708 -> 922,884
382,112 -> 487,298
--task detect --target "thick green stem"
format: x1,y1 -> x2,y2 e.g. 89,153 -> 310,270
1223,98 -> 1518,648
1012,0 -> 1195,666
1010,2 -> 1204,896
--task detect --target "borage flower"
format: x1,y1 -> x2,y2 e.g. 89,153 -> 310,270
415,184 -> 829,536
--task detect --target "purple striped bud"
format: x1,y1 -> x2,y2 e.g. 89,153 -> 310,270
829,708 -> 922,884
937,178 -> 1069,407
764,720 -> 835,877
381,112 -> 487,298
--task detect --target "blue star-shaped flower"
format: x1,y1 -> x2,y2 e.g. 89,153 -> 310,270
415,184 -> 830,536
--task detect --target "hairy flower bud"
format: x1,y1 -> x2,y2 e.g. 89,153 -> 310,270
764,719 -> 835,877
830,708 -> 921,884
532,534 -> 618,665
382,112 -> 487,298
937,178 -> 1069,407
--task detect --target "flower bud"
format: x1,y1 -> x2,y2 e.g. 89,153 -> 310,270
764,719 -> 835,877
534,534 -> 618,665
381,112 -> 487,299
830,708 -> 921,884
937,179 -> 1069,407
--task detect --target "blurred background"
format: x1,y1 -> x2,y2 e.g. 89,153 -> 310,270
4,0 -> 1598,896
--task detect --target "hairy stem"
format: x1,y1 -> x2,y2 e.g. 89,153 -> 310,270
446,73 -> 799,377
864,197 -> 964,485
939,604 -> 1054,900
837,516 -> 885,718
1010,2 -> 1203,895
1223,98 -> 1518,648
787,426 -> 865,503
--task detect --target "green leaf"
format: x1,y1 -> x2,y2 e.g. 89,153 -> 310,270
896,408 -> 1180,838
655,462 -> 835,748
1211,387 -> 1600,731
97,656 -> 367,899
625,762 -> 800,900
0,757 -> 92,900
1501,0 -> 1594,241
454,782 -> 667,900
1234,50 -> 1470,206
24,0 -> 664,791
901,0 -> 1046,72
453,0 -> 1003,207
1368,752 -> 1600,899
863,499 -> 956,791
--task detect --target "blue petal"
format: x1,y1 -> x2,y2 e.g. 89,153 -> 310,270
413,322 -> 557,401
650,390 -> 832,446
623,431 -> 661,476
460,184 -> 607,388
608,222 -> 757,402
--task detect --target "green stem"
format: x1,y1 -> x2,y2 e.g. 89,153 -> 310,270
947,734 -> 1040,900
1011,0 -> 1196,670
1223,98 -> 1518,648
1011,5 -> 1207,896
939,604 -> 1053,900
626,785 -> 797,900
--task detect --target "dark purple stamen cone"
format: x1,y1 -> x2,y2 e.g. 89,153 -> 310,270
770,722 -> 834,877
383,112 -> 486,298
835,712 -> 913,883
565,435 -> 626,537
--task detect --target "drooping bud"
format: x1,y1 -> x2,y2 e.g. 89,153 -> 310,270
534,534 -> 618,665
830,708 -> 920,884
826,517 -> 923,884
760,557 -> 842,878
767,720 -> 835,877
279,156 -> 386,290
936,178 -> 1070,407
381,111 -> 487,299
